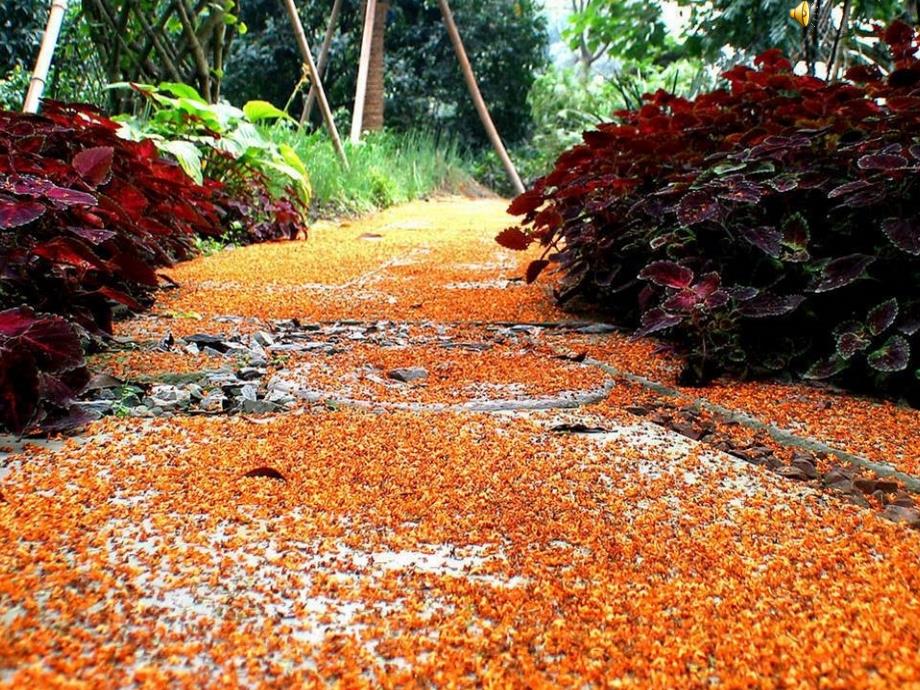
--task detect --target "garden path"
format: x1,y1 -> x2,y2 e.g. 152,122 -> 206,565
2,197 -> 919,688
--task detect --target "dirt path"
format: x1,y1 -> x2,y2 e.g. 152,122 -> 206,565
2,197 -> 920,688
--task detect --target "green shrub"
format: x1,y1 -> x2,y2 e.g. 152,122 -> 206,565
112,82 -> 309,242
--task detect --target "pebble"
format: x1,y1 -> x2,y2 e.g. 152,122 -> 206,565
387,367 -> 429,383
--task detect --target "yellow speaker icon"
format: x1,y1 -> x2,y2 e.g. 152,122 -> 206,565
790,1 -> 810,27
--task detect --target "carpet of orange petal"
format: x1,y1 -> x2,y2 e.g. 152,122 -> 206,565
89,351 -> 224,380
2,412 -> 920,688
3,197 -> 920,688
156,198 -> 565,325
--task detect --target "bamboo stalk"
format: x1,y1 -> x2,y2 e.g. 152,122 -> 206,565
828,0 -> 851,80
436,0 -> 524,194
350,0 -> 376,143
176,0 -> 211,100
300,0 -> 343,127
23,0 -> 69,113
281,0 -> 349,168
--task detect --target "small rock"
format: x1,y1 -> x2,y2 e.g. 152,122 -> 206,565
253,331 -> 275,347
625,405 -> 649,416
576,323 -> 618,334
147,385 -> 191,410
130,405 -> 153,418
265,389 -> 296,406
184,343 -> 201,355
184,334 -> 227,350
875,479 -> 900,493
890,492 -> 915,508
238,367 -> 266,381
186,384 -> 204,401
823,468 -> 854,491
387,367 -> 428,383
74,400 -> 113,416
84,373 -> 124,391
880,505 -> 920,528
206,372 -> 242,386
672,422 -> 705,441
199,393 -> 227,413
728,450 -> 759,465
844,493 -> 871,508
239,384 -> 259,401
791,457 -> 818,479
764,456 -> 783,471
775,465 -> 810,481
240,399 -> 278,414
854,478 -> 878,494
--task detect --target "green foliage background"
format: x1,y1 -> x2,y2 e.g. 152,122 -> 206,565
223,0 -> 548,147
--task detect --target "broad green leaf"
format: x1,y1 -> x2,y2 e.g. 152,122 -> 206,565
157,82 -> 206,102
157,140 -> 203,184
230,122 -> 269,152
279,143 -> 308,177
243,100 -> 291,122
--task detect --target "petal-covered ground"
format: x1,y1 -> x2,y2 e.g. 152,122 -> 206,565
2,197 -> 920,689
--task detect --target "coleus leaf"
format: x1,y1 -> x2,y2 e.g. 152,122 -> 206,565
0,308 -> 84,371
705,290 -> 730,309
898,302 -> 920,337
634,308 -> 683,337
495,227 -> 531,251
638,261 -> 694,289
32,237 -> 106,271
94,287 -> 143,311
867,298 -> 898,336
507,188 -> 544,216
804,356 -> 847,380
867,335 -> 911,372
781,214 -> 810,262
810,255 -> 875,293
727,286 -> 759,301
677,191 -> 720,226
0,196 -> 45,229
857,154 -> 909,170
836,330 -> 871,359
740,225 -> 781,257
72,146 -> 114,187
68,226 -> 117,245
881,217 -> 920,256
4,176 -> 97,206
827,179 -> 873,199
738,293 -> 805,318
525,260 -> 549,284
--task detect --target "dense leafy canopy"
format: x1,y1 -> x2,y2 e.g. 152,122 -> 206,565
224,0 -> 548,146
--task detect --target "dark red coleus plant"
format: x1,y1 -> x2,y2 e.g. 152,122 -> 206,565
0,102 -> 238,432
503,22 -> 920,400
0,307 -> 89,433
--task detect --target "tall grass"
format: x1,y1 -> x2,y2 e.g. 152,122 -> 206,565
265,126 -> 473,218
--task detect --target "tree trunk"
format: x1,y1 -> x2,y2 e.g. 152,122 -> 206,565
362,1 -> 387,131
